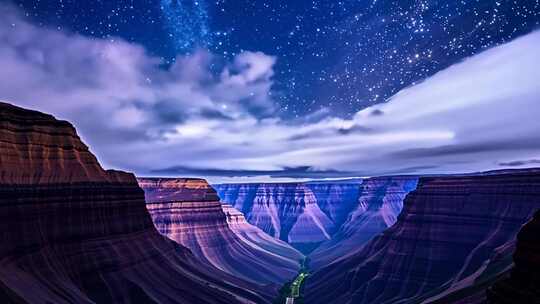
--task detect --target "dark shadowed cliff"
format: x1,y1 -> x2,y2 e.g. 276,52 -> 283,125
305,170 -> 540,304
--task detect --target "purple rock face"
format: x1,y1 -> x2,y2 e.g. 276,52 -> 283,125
222,204 -> 304,263
305,170 -> 540,304
214,182 -> 361,251
0,102 -> 270,304
487,210 -> 540,304
139,178 -> 303,286
310,176 -> 418,269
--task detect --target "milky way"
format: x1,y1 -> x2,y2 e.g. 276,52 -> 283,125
12,0 -> 540,118
2,0 -> 540,181
160,0 -> 211,53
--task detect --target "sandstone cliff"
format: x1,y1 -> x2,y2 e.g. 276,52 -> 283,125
139,178 -> 302,285
0,102 -> 269,304
305,170 -> 540,304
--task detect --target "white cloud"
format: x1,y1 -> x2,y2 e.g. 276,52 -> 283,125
1,5 -> 540,182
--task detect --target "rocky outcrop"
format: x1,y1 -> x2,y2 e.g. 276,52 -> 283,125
305,170 -> 540,304
139,178 -> 302,285
222,204 -> 304,263
309,176 -> 417,269
303,182 -> 362,234
214,182 -> 361,252
487,210 -> 540,304
0,102 -> 269,304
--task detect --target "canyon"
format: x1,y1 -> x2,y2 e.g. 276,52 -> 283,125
214,182 -> 362,252
1,101 -> 538,304
138,178 -> 303,285
305,170 -> 540,304
0,102 -> 271,304
215,177 -> 417,262
309,176 -> 418,269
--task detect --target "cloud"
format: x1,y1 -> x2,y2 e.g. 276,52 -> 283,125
151,166 -> 359,179
499,159 -> 540,167
0,5 -> 277,163
1,5 -> 540,182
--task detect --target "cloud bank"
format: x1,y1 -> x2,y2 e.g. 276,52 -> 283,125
1,6 -> 540,182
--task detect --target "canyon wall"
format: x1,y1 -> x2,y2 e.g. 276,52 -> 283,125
486,210 -> 540,304
0,102 -> 269,304
214,182 -> 361,252
305,170 -> 540,304
222,204 -> 304,263
309,176 -> 418,269
139,178 -> 302,285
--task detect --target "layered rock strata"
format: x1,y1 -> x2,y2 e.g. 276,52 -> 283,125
214,182 -> 361,251
222,204 -> 303,263
139,178 -> 302,285
305,170 -> 540,304
487,210 -> 540,304
0,102 -> 269,304
310,176 -> 418,269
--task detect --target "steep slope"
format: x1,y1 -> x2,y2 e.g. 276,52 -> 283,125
305,170 -> 540,304
138,178 -> 302,285
487,210 -> 540,304
214,182 -> 361,251
310,176 -> 417,269
0,102 -> 269,304
303,182 -> 362,234
222,204 -> 304,263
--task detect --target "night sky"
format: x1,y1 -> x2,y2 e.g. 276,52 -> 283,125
1,1 -> 540,181
11,0 -> 540,117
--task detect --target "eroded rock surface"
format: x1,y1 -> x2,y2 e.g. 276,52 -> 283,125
215,182 -> 361,251
139,178 -> 302,285
305,170 -> 540,304
310,176 -> 417,269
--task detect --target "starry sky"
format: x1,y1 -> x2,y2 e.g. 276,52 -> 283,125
1,0 -> 540,181
12,0 -> 540,118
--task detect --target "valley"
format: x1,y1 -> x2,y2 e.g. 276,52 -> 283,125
0,102 -> 538,303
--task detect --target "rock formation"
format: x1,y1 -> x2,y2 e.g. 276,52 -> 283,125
486,210 -> 540,304
0,102 -> 270,304
222,204 -> 304,263
309,176 -> 418,269
305,170 -> 540,304
214,182 -> 361,252
139,178 -> 302,285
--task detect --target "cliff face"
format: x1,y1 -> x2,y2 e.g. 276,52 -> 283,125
139,178 -> 302,285
214,182 -> 361,251
222,204 -> 304,263
305,170 -> 540,304
487,210 -> 540,304
0,102 -> 269,304
309,176 -> 417,269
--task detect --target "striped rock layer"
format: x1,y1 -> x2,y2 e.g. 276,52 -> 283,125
214,182 -> 361,251
487,210 -> 540,304
0,102 -> 269,304
139,178 -> 302,285
222,204 -> 303,263
305,170 -> 540,304
309,176 -> 418,269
